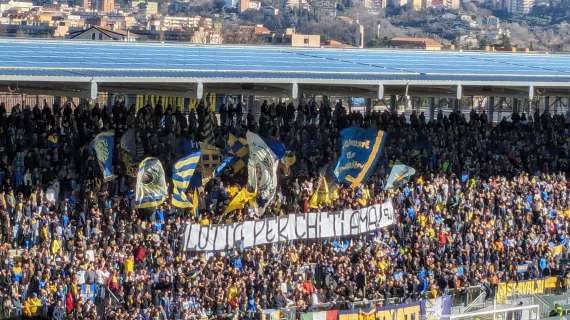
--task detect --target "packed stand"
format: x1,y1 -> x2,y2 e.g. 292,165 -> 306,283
0,99 -> 568,319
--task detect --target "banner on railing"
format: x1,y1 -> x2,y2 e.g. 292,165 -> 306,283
325,301 -> 423,320
183,201 -> 395,251
496,276 -> 558,303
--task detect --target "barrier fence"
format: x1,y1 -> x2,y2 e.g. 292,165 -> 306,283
0,277 -> 570,320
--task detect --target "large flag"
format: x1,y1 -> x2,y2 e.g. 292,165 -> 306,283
136,157 -> 168,209
197,99 -> 217,145
119,129 -> 137,177
199,142 -> 221,184
334,128 -> 387,188
172,151 -> 201,209
246,131 -> 279,211
224,186 -> 257,214
91,131 -> 115,181
228,133 -> 248,173
384,164 -> 416,190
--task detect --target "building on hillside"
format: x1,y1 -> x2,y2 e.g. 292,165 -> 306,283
143,1 -> 158,15
291,33 -> 320,47
225,24 -> 272,44
321,39 -> 355,48
283,0 -> 310,10
68,25 -> 135,41
0,0 -> 34,13
224,0 -> 239,8
239,0 -> 261,12
407,0 -> 423,10
390,36 -> 442,50
506,0 -> 535,14
191,25 -> 223,44
82,0 -> 93,10
161,16 -> 202,30
443,0 -> 460,8
313,0 -> 336,18
430,0 -> 459,8
97,0 -> 115,13
0,23 -> 53,37
363,0 -> 386,13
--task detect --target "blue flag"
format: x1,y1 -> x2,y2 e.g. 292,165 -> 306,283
384,164 -> 416,190
91,131 -> 115,181
262,137 -> 286,160
214,156 -> 238,177
334,128 -> 387,188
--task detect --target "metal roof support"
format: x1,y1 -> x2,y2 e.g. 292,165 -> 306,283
196,82 -> 204,100
291,82 -> 299,100
377,83 -> 384,100
89,81 -> 98,101
429,97 -> 435,121
456,84 -> 463,100
528,85 -> 534,100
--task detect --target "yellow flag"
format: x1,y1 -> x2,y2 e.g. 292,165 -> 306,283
225,187 -> 257,214
51,239 -> 61,255
281,151 -> 296,176
125,257 -> 134,274
417,176 -> 425,185
227,185 -> 240,198
192,188 -> 199,217
309,176 -> 331,209
358,186 -> 370,206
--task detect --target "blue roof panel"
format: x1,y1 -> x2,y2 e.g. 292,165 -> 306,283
0,39 -> 569,84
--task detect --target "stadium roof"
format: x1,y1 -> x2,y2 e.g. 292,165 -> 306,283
1,38 -> 570,99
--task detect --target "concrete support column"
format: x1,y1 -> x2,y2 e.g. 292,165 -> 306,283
429,97 -> 435,121
54,96 -> 61,108
390,95 -> 397,113
365,98 -> 372,115
488,96 -> 495,124
544,96 -> 550,114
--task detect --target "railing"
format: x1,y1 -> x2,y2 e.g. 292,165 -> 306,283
445,285 -> 487,309
450,304 -> 541,320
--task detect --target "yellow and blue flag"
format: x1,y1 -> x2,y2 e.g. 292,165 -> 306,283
228,133 -> 248,173
384,164 -> 416,190
172,151 -> 201,209
334,128 -> 387,188
136,157 -> 168,209
47,133 -> 59,148
91,131 -> 115,181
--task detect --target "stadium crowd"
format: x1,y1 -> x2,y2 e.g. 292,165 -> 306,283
0,99 -> 568,319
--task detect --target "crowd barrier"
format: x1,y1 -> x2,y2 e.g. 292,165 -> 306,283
1,275 -> 567,319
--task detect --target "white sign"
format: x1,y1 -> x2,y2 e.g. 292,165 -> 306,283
183,201 -> 395,251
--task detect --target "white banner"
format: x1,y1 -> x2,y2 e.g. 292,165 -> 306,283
183,201 -> 395,251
